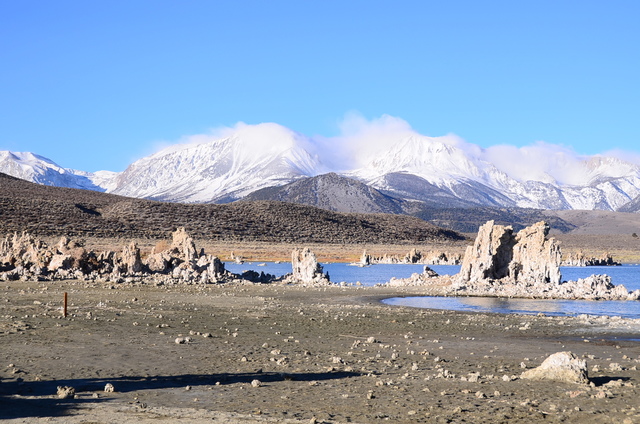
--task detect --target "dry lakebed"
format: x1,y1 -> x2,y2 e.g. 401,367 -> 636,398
1,281 -> 639,424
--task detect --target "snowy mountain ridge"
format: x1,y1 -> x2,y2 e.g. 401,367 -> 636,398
2,123 -> 640,211
109,123 -> 321,203
0,151 -> 117,192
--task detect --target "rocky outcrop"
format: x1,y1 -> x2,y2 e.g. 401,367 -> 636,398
0,232 -> 52,272
364,249 -> 461,265
287,248 -> 330,285
0,229 -> 244,284
562,252 -> 621,266
118,242 -> 143,274
521,351 -> 589,384
457,221 -> 561,285
360,250 -> 371,266
170,227 -> 198,263
552,274 -> 634,300
449,221 -> 640,300
388,266 -> 444,287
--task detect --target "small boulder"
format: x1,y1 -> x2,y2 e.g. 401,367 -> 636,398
57,385 -> 76,399
520,351 -> 588,384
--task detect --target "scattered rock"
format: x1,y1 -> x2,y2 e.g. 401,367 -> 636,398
609,363 -> 623,371
57,385 -> 76,399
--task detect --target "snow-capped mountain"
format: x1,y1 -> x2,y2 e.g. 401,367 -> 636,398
109,123 -> 321,203
348,134 -> 640,211
0,151 -> 118,192
3,123 -> 640,213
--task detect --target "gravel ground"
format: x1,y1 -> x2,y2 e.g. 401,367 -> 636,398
1,281 -> 639,423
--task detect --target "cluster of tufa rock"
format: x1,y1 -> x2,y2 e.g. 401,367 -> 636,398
450,220 -> 639,300
0,228 -> 333,286
456,221 -> 562,286
1,228 -> 253,284
562,251 -> 621,267
388,220 -> 639,301
359,248 -> 460,266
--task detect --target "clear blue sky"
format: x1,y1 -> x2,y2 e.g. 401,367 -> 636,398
1,1 -> 638,172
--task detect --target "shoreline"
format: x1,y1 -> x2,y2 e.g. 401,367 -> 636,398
37,235 -> 640,264
2,281 -> 639,423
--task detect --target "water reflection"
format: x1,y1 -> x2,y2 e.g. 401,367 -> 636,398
460,297 -> 564,314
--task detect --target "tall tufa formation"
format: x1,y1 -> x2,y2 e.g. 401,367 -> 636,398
170,227 -> 198,263
290,248 -> 330,285
457,220 -> 561,286
510,221 -> 562,284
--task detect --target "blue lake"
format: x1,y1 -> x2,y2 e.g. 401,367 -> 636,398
226,262 -> 640,318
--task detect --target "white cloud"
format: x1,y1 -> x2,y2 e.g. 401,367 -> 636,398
311,112 -> 419,171
137,113 -> 640,186
602,148 -> 640,166
482,141 -> 595,185
145,121 -> 311,161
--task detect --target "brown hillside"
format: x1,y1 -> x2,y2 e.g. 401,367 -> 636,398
0,172 -> 464,244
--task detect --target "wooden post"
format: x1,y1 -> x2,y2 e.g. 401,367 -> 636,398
63,292 -> 68,318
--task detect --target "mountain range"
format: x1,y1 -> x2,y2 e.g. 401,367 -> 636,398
3,123 -> 640,221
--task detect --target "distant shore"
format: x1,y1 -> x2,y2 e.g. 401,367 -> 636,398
40,233 -> 640,264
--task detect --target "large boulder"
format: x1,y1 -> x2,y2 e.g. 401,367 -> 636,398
521,351 -> 589,384
55,236 -> 89,271
47,254 -> 74,272
145,251 -> 172,273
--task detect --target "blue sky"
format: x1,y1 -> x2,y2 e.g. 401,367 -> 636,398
1,1 -> 638,172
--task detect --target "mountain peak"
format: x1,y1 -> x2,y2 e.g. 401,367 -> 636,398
111,123 -> 321,203
0,150 -> 111,191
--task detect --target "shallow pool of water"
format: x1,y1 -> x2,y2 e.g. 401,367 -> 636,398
382,295 -> 640,319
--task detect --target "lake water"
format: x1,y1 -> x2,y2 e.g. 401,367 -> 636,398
225,262 -> 461,285
226,261 -> 640,318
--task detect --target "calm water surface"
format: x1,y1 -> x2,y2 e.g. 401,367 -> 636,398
225,262 -> 459,285
225,262 -> 640,318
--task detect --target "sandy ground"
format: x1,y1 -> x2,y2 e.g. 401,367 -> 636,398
1,280 -> 639,424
